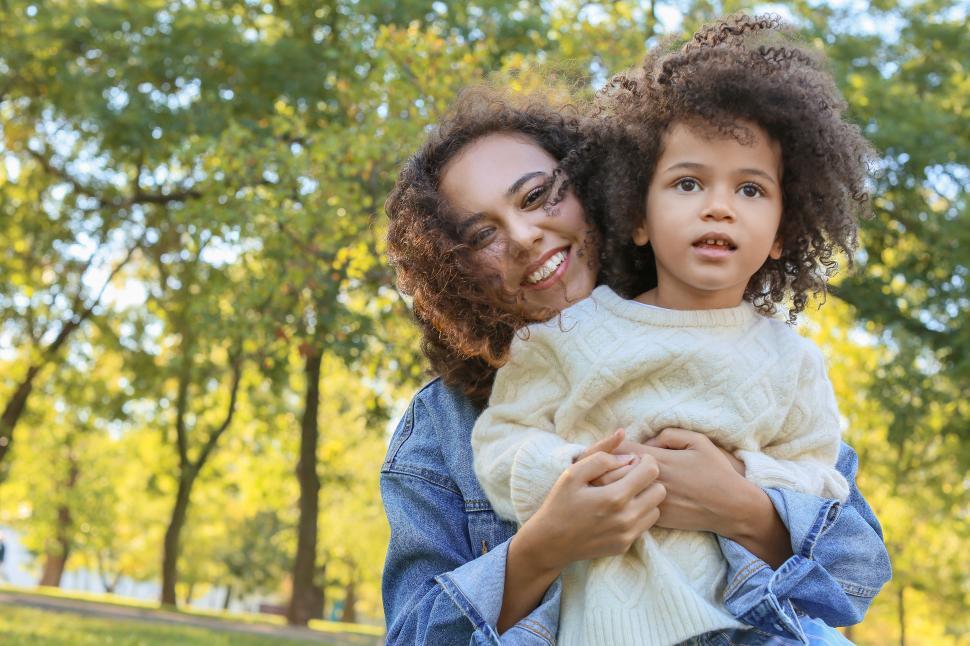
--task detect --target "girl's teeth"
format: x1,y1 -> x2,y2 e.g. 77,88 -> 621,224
527,251 -> 567,284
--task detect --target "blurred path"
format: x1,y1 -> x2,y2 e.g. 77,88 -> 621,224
0,591 -> 382,645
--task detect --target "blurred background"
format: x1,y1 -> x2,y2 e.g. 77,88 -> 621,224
0,0 -> 966,644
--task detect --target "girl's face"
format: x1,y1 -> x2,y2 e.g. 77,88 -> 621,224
439,132 -> 599,316
634,121 -> 783,310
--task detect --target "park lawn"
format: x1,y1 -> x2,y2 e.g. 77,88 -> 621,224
0,604 -> 331,645
0,584 -> 383,638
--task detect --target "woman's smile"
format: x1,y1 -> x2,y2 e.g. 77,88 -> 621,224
522,246 -> 571,288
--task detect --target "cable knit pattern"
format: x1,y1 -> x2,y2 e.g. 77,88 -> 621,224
472,285 -> 849,646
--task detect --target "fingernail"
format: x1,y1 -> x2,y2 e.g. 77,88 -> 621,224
616,453 -> 635,464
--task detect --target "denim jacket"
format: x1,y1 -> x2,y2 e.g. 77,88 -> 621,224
381,379 -> 891,645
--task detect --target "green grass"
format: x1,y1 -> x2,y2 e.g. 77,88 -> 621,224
0,584 -> 383,636
0,604 -> 330,645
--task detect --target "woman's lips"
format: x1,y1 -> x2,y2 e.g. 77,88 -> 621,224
522,246 -> 571,290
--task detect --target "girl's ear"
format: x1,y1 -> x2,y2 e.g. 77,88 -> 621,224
632,218 -> 650,247
769,236 -> 783,260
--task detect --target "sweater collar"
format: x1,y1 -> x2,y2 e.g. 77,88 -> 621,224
589,285 -> 759,328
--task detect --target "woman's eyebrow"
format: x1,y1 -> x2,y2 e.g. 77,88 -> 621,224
456,213 -> 485,238
507,171 -> 546,195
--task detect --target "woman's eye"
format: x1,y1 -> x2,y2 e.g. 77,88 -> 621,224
674,178 -> 701,192
739,183 -> 764,198
470,227 -> 496,247
522,184 -> 550,208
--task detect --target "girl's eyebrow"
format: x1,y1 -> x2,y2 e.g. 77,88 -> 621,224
663,161 -> 778,185
507,171 -> 547,195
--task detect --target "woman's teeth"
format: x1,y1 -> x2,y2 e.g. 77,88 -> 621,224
526,250 -> 567,284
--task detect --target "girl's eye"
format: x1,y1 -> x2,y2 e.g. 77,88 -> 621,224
739,183 -> 765,198
674,178 -> 701,192
522,183 -> 550,208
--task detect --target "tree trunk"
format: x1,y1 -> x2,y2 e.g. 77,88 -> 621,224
96,550 -> 122,594
287,347 -> 324,626
0,364 -> 41,475
38,538 -> 70,587
223,585 -> 233,610
184,581 -> 195,606
340,576 -> 356,624
38,456 -> 78,587
160,346 -> 242,608
161,470 -> 195,606
898,584 -> 906,646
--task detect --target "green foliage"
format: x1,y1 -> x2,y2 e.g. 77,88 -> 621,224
0,0 -> 966,639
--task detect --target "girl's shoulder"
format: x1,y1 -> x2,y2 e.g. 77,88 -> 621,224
752,313 -> 828,368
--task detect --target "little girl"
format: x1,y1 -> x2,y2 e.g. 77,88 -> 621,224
472,15 -> 874,646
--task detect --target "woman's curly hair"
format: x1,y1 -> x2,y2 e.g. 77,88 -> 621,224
385,88 -> 587,405
581,14 -> 875,320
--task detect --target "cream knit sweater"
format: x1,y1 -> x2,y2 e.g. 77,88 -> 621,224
472,286 -> 849,646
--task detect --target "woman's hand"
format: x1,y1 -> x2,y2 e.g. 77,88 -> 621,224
520,444 -> 667,570
640,428 -> 794,568
639,428 -> 752,535
500,439 -> 666,632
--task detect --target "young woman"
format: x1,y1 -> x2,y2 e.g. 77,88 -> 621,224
381,88 -> 890,645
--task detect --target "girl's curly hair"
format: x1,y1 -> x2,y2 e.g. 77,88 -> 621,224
385,88 -> 587,405
579,14 -> 875,320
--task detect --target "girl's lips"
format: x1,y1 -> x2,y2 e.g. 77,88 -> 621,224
522,247 -> 571,290
691,243 -> 736,260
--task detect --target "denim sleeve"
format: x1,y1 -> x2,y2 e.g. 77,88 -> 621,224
719,442 -> 892,642
381,471 -> 560,645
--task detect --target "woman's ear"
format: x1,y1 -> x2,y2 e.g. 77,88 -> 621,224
632,218 -> 650,247
769,236 -> 783,260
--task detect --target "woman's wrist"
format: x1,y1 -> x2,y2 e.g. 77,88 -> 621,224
510,514 -> 567,579
499,519 -> 564,633
719,478 -> 793,568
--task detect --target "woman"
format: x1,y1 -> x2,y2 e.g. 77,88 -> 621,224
381,89 -> 890,645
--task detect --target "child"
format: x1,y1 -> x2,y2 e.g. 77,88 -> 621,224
472,15 -> 874,646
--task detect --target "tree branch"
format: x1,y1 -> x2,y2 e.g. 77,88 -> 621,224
193,350 -> 244,471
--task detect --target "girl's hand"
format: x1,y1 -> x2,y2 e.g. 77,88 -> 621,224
514,446 -> 667,575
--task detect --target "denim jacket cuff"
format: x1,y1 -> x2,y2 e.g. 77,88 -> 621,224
718,489 -> 843,643
765,487 -> 843,558
436,539 -> 560,645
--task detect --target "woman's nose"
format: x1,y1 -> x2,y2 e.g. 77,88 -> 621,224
508,217 -> 544,256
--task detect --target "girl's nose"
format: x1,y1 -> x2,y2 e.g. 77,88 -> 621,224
701,190 -> 736,221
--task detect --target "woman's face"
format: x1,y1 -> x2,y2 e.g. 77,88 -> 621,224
439,132 -> 599,316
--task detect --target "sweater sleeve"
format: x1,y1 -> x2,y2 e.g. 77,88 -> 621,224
472,329 -> 586,524
738,341 -> 850,501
